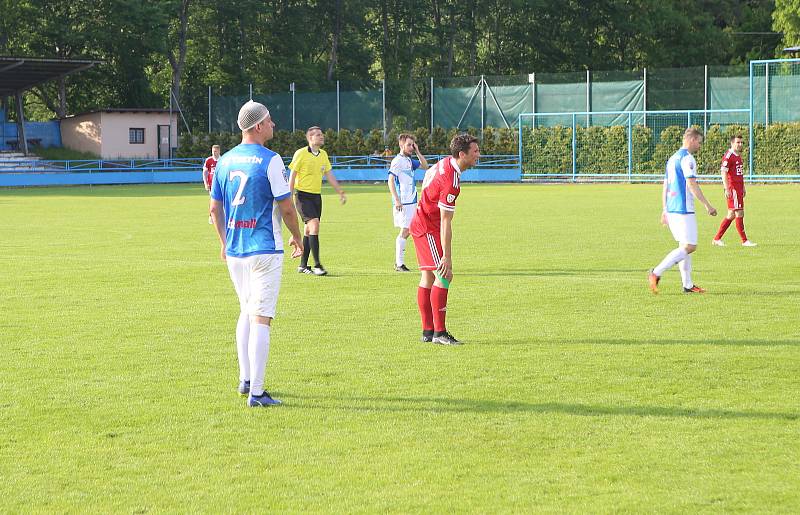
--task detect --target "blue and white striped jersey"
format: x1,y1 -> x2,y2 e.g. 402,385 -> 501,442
211,144 -> 291,257
665,148 -> 697,214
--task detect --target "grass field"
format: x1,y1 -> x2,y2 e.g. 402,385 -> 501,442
1,182 -> 799,512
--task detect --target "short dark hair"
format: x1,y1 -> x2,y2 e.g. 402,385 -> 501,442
683,127 -> 703,141
730,134 -> 743,142
306,126 -> 322,135
398,133 -> 415,144
450,133 -> 479,158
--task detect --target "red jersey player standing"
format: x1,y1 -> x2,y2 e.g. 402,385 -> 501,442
712,135 -> 757,247
203,144 -> 221,224
410,133 -> 480,345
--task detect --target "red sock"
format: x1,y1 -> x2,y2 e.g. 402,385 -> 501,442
417,287 -> 434,331
735,217 -> 747,242
430,285 -> 449,332
714,218 -> 733,241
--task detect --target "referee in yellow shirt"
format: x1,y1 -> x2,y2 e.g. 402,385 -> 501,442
288,126 -> 346,276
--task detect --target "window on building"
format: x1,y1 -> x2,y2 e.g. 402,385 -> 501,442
129,128 -> 145,144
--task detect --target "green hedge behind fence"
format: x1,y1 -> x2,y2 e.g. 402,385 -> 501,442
179,122 -> 799,176
179,126 -> 519,160
522,122 -> 800,176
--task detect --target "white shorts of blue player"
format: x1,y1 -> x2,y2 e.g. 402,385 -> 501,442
226,254 -> 283,397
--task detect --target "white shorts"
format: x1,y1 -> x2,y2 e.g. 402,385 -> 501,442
226,253 -> 284,318
667,212 -> 698,245
393,204 -> 416,228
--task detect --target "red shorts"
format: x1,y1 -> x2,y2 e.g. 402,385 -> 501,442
412,232 -> 443,271
727,187 -> 744,210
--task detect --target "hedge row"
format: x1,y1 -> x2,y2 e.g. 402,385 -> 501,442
179,122 -> 799,176
522,122 -> 800,176
178,126 -> 518,159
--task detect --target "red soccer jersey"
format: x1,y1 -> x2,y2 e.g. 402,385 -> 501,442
410,157 -> 461,237
721,150 -> 744,188
204,156 -> 218,187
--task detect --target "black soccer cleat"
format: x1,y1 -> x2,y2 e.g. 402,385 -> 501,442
395,264 -> 411,272
432,331 -> 462,345
421,330 -> 434,343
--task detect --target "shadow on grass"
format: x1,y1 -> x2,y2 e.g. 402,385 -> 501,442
487,338 -> 800,347
280,394 -> 799,421
0,184 -> 204,198
459,268 -> 645,277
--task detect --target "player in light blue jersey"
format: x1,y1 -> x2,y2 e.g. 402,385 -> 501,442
648,127 -> 717,294
210,100 -> 304,407
388,133 -> 428,271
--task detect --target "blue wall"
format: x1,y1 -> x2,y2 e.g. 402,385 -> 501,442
0,120 -> 62,150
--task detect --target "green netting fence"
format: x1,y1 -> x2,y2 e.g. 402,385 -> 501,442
207,63 -> 799,135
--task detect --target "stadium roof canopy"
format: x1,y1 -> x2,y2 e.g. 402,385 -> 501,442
0,56 -> 101,97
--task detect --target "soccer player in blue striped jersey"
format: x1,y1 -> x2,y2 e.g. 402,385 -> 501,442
648,127 -> 717,294
210,100 -> 304,407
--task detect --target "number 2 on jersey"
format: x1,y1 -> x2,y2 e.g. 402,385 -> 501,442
230,170 -> 248,206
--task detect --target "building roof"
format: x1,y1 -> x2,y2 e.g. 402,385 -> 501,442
0,56 -> 102,96
68,108 -> 174,118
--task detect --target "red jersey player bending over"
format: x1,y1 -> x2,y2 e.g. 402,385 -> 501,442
410,133 -> 480,345
712,134 -> 757,247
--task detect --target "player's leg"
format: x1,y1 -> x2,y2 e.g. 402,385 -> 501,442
307,194 -> 325,274
713,209 -> 735,245
246,254 -> 283,407
423,233 -> 459,344
395,227 -> 410,271
652,214 -> 689,280
296,193 -> 313,272
226,256 -> 252,394
734,207 -> 755,246
680,216 -> 704,293
412,233 -> 436,342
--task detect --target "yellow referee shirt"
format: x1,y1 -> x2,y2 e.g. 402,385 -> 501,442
289,146 -> 332,194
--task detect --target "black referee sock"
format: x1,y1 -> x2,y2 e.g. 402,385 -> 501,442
301,236 -> 311,268
309,234 -> 321,267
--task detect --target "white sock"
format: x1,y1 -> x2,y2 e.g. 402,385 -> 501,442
395,235 -> 406,266
236,312 -> 250,382
678,253 -> 693,289
653,248 -> 687,277
248,322 -> 270,397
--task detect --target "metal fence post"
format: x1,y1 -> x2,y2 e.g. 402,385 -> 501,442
382,79 -> 386,143
208,86 -> 211,133
336,80 -> 340,132
765,63 -> 770,127
290,82 -> 296,132
249,83 -> 253,100
643,67 -> 647,128
704,65 -> 708,132
480,75 -> 485,137
627,112 -> 633,180
571,113 -> 577,182
586,69 -> 591,126
748,62 -> 754,179
430,77 -> 434,136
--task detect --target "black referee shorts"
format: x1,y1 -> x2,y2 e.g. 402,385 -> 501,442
295,190 -> 323,222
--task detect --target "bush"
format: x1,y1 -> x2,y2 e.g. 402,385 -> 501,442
176,122 -> 800,178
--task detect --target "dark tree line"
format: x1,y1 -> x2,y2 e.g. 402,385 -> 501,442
0,0 -> 788,128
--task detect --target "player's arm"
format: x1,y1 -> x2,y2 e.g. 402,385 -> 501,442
288,168 -> 296,193
202,166 -> 210,191
387,175 -> 401,211
277,197 -> 304,258
720,160 -> 731,198
438,209 -> 454,281
413,142 -> 429,171
660,178 -> 668,225
324,169 -> 346,204
209,199 -> 227,261
687,178 -> 717,216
